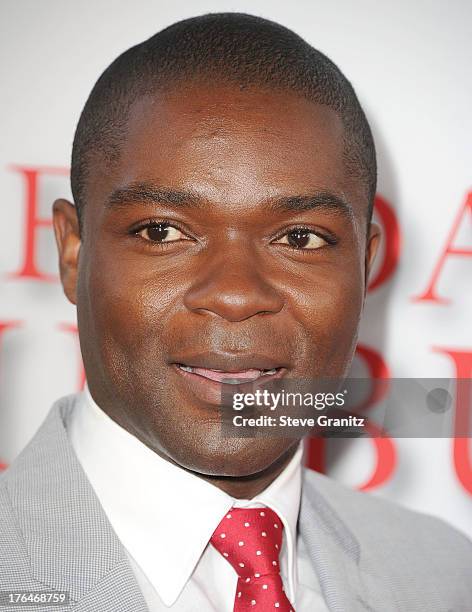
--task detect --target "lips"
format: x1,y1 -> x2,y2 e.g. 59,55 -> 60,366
170,351 -> 288,405
170,351 -> 285,372
177,364 -> 278,384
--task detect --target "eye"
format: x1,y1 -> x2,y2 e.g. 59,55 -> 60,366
273,228 -> 329,250
136,222 -> 189,243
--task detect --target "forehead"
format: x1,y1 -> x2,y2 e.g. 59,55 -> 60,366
90,83 -> 365,216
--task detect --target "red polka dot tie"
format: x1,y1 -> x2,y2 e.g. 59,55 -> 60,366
210,506 -> 295,611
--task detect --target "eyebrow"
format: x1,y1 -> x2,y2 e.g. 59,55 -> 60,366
105,181 -> 355,220
267,192 -> 354,220
105,182 -> 203,209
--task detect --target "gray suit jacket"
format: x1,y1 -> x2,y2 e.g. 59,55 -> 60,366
0,393 -> 471,611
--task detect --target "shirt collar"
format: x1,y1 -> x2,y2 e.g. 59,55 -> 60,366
67,385 -> 302,605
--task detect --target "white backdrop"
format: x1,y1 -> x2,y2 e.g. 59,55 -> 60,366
1,0 -> 471,537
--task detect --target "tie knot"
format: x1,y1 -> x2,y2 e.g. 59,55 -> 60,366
210,506 -> 284,579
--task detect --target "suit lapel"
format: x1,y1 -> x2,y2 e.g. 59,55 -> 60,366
299,470 -> 393,612
4,395 -> 148,611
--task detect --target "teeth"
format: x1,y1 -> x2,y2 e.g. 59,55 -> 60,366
262,368 -> 277,376
178,365 -> 194,373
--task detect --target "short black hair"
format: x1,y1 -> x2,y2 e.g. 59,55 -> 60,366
71,12 -> 376,233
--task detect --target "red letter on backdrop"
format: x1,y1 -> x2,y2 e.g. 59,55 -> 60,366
8,165 -> 69,282
433,347 -> 472,495
413,192 -> 472,304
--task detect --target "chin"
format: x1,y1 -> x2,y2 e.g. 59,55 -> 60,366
169,435 -> 295,479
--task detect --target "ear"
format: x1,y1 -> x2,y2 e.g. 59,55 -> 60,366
364,221 -> 381,297
52,198 -> 81,305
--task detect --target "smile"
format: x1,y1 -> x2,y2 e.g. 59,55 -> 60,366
170,353 -> 288,406
176,364 -> 279,384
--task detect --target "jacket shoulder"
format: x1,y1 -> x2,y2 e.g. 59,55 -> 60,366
0,394 -> 79,590
302,467 -> 472,575
0,479 -> 42,589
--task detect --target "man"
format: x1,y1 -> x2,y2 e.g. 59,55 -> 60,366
0,12 -> 470,612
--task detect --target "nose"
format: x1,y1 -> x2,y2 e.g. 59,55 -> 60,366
183,249 -> 284,322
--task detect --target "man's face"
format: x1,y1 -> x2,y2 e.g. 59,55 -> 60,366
55,83 -> 379,478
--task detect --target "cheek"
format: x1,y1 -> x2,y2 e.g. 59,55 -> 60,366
78,247 -> 181,365
283,265 -> 364,373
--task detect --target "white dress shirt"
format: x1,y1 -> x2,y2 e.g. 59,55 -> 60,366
66,385 -> 328,611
